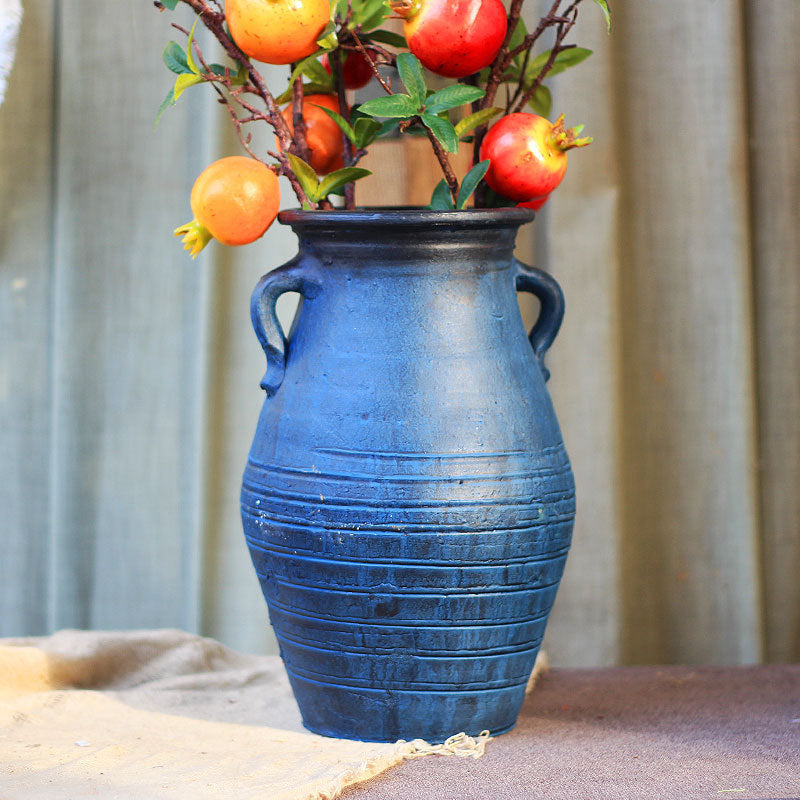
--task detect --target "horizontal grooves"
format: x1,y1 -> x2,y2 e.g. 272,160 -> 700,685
275,629 -> 543,658
285,663 -> 531,693
268,574 -> 562,596
241,478 -> 573,511
315,447 -> 540,460
242,506 -> 574,533
268,598 -> 553,628
246,538 -> 571,568
247,456 -> 569,486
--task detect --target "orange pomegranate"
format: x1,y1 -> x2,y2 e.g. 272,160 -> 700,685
226,0 -> 331,65
174,156 -> 281,257
281,94 -> 345,175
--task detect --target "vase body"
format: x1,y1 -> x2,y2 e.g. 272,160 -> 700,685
241,208 -> 575,742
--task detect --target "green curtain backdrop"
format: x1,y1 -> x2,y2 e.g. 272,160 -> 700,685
1,0 -> 798,665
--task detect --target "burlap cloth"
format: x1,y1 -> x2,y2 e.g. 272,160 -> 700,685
0,629 -> 544,799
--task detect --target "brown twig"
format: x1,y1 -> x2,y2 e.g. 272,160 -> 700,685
512,8 -> 578,113
421,121 -> 459,201
472,0 -> 588,205
481,0 -> 530,116
172,0 -> 313,206
351,31 -> 458,202
330,48 -> 357,209
291,73 -> 312,162
349,31 -> 395,94
171,21 -> 269,163
213,87 -> 268,163
507,41 -> 576,111
471,0 -> 536,185
506,39 -> 535,112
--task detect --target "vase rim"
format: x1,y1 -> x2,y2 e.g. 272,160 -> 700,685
278,206 -> 535,229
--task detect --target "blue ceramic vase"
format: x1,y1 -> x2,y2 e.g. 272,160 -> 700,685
241,208 -> 575,742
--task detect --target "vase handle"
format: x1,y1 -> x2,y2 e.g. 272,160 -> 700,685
513,258 -> 565,382
250,255 -> 320,396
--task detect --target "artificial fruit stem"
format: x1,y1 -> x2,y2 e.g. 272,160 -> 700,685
548,114 -> 593,151
174,219 -> 213,258
388,0 -> 421,20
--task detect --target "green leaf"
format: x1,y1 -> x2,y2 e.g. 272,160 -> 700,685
592,0 -> 611,32
317,167 -> 372,199
456,159 -> 490,209
358,93 -> 419,118
420,112 -> 459,153
483,187 -> 518,208
173,72 -> 203,100
154,86 -> 176,128
316,20 -> 339,49
160,0 -> 179,9
376,118 -> 400,138
508,17 -> 528,64
365,29 -> 407,48
185,18 -> 200,75
424,84 -> 484,114
163,42 -> 191,74
396,53 -> 426,108
356,0 -> 390,32
288,54 -> 334,88
275,82 -> 335,103
454,106 -> 503,137
286,153 -> 320,199
428,179 -> 455,210
524,47 -> 593,84
312,104 -> 357,144
353,117 -> 382,148
334,0 -> 349,18
208,61 -> 249,85
401,125 -> 432,138
350,0 -> 389,30
526,84 -> 552,118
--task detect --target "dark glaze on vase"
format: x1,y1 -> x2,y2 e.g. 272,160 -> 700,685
241,208 -> 575,743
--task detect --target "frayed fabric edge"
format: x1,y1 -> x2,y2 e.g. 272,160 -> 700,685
307,729 -> 494,800
303,650 -> 549,800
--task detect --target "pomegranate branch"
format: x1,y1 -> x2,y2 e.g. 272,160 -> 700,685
168,0 -> 314,207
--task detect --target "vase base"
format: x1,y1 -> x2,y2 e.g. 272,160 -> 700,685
300,717 -> 519,745
288,670 -> 528,743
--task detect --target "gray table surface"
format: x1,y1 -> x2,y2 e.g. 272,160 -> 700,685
341,664 -> 800,800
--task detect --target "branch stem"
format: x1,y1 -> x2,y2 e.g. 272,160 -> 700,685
175,0 -> 313,206
291,73 -> 312,163
421,121 -> 459,202
330,48 -> 357,209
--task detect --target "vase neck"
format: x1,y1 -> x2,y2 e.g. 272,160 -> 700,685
279,208 -> 533,275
